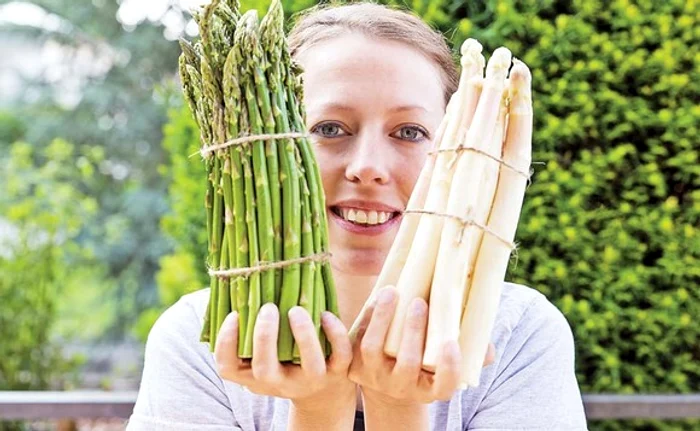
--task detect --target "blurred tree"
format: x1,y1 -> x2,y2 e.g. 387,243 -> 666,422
0,137 -> 110,429
0,110 -> 25,145
0,0 -> 191,338
133,88 -> 208,340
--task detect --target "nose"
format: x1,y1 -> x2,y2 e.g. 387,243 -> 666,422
344,130 -> 391,185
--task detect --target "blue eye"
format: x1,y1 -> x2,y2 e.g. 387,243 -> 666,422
391,125 -> 429,142
311,122 -> 348,138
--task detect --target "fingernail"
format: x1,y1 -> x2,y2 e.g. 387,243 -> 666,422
221,311 -> 238,330
259,303 -> 276,321
410,299 -> 425,317
321,311 -> 335,326
378,287 -> 395,305
288,306 -> 305,325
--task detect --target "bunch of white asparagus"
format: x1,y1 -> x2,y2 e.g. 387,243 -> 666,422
350,39 -> 533,388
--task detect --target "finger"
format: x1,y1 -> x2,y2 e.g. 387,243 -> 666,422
288,306 -> 326,377
348,289 -> 379,342
215,312 -> 255,382
352,297 -> 377,350
214,311 -> 238,365
322,311 -> 353,374
251,303 -> 284,383
431,340 -> 462,401
393,298 -> 428,381
359,286 -> 397,366
483,343 -> 496,367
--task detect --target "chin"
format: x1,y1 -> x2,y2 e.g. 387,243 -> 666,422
332,247 -> 387,276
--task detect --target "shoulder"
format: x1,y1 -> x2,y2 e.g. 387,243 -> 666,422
495,281 -> 574,350
485,281 -> 579,391
153,288 -> 211,335
140,287 -> 212,371
456,282 -> 587,430
128,289 -> 243,430
142,287 -> 221,361
498,281 -> 566,326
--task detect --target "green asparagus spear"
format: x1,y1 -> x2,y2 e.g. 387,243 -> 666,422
232,14 -> 262,358
292,160 -> 316,363
255,11 -> 283,305
222,40 -> 250,354
240,14 -> 276,309
217,229 -> 231,339
260,0 -> 303,361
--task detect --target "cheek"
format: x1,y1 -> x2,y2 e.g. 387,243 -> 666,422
313,147 -> 341,197
396,149 -> 429,196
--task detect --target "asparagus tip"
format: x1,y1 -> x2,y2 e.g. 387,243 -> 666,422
459,39 -> 484,70
485,47 -> 512,80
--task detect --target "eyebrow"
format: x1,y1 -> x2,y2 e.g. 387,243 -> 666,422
311,102 -> 429,114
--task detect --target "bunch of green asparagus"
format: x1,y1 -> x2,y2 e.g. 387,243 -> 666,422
178,0 -> 337,362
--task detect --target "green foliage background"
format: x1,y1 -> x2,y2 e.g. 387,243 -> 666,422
0,0 -> 181,340
0,136 -> 107,429
153,0 -> 699,430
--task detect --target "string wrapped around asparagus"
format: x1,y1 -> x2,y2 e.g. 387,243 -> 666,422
177,0 -> 338,361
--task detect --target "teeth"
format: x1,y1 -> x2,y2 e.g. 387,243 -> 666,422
337,207 -> 393,225
368,211 -> 378,224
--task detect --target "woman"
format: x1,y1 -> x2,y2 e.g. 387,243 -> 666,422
128,3 -> 588,430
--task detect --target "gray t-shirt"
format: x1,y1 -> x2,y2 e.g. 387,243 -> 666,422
127,282 -> 588,430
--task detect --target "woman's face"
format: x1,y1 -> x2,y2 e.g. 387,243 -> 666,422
296,33 -> 446,276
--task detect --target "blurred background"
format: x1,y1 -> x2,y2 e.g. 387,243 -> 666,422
0,0 -> 697,430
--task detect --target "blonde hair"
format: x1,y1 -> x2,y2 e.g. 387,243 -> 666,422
288,2 -> 459,105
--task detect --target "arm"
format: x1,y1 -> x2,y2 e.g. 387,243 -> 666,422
466,294 -> 588,431
127,295 -> 240,431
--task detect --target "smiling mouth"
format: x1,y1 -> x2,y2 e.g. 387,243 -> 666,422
330,206 -> 401,226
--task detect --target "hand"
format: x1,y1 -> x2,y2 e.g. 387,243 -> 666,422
348,286 -> 496,406
214,303 -> 356,413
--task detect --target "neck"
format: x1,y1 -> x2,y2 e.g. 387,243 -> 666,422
332,265 -> 376,330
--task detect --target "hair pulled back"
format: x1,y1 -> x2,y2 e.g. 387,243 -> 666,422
288,2 -> 459,104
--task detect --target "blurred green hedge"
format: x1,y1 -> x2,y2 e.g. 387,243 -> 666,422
152,0 -> 699,429
0,137 -> 110,429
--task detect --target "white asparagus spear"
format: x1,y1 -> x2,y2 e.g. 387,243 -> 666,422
460,85 -> 509,314
458,60 -> 533,388
383,40 -> 486,357
423,45 -> 511,368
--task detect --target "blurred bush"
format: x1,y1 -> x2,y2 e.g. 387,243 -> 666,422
151,0 -> 698,429
0,135 -> 119,429
1,0 -> 181,339
450,1 -> 698,430
133,96 -> 207,341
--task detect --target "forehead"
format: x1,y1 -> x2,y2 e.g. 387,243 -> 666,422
296,33 -> 445,114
